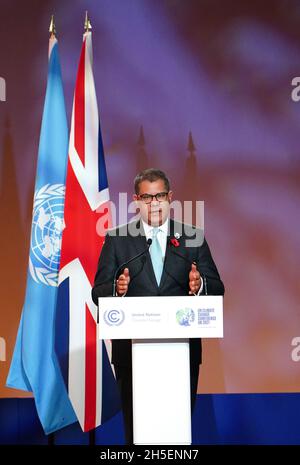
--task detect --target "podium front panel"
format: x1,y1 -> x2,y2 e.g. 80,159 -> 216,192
98,295 -> 223,339
132,339 -> 191,445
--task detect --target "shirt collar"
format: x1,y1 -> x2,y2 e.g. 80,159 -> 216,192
141,218 -> 169,237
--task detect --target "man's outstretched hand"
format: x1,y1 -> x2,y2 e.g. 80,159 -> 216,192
117,267 -> 130,296
189,263 -> 201,295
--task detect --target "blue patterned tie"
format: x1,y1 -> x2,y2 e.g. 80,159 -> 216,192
150,228 -> 163,285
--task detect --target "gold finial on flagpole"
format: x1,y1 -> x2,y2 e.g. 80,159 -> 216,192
49,15 -> 56,37
84,11 -> 92,32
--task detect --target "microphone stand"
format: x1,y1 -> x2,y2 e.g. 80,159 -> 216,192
113,238 -> 152,297
169,241 -> 207,296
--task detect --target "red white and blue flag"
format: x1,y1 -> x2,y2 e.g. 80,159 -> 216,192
55,30 -> 120,432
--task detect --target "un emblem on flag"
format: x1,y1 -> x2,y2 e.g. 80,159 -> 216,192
29,184 -> 65,286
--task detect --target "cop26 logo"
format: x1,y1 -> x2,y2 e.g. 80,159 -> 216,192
176,308 -> 195,326
29,184 -> 65,286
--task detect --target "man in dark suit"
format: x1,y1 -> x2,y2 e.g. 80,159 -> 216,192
92,168 -> 224,444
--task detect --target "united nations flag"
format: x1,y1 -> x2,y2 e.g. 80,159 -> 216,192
6,30 -> 77,434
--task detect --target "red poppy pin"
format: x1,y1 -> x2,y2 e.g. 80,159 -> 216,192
170,237 -> 180,247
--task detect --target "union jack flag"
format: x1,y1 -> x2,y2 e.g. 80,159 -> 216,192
55,30 -> 120,432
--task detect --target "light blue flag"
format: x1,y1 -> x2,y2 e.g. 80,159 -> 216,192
6,36 -> 77,434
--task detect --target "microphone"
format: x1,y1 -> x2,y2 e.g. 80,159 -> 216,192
112,238 -> 152,296
168,238 -> 207,295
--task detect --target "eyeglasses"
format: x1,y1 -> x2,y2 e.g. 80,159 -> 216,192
137,192 -> 169,204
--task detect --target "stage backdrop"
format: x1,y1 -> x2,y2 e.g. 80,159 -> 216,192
0,0 -> 300,400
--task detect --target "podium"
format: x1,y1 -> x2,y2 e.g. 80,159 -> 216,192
98,295 -> 223,445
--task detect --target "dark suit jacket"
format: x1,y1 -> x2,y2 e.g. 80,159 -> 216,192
92,219 -> 225,367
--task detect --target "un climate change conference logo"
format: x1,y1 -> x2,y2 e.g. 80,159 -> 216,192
104,309 -> 125,326
29,184 -> 65,287
176,308 -> 195,326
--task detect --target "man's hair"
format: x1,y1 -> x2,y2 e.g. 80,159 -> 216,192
134,168 -> 170,194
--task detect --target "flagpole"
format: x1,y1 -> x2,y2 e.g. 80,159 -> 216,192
84,10 -> 92,33
84,11 -> 97,447
48,14 -> 57,60
48,15 -> 56,446
49,14 -> 56,38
